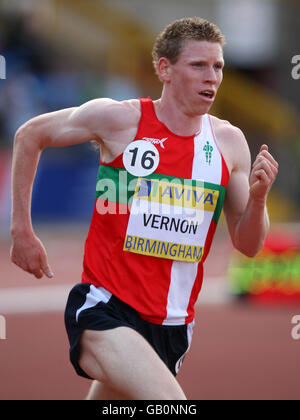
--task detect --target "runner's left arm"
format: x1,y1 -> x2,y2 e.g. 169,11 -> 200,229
223,130 -> 278,257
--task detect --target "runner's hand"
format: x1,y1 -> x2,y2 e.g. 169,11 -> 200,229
249,145 -> 278,203
10,233 -> 54,279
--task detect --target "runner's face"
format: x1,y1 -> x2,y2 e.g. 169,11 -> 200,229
168,40 -> 224,114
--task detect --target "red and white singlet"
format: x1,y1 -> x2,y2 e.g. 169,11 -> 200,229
82,98 -> 229,325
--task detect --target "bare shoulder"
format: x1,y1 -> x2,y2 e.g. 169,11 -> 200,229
209,115 -> 251,174
70,98 -> 142,162
70,97 -> 141,135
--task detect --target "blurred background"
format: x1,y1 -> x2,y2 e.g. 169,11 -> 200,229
0,0 -> 299,400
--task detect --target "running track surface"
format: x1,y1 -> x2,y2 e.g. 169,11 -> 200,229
0,226 -> 299,400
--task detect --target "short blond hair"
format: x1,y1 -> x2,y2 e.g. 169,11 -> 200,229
152,17 -> 225,77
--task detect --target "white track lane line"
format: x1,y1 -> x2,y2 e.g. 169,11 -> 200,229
0,284 -> 72,315
0,277 -> 233,315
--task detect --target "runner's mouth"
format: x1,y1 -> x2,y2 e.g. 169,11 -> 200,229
199,90 -> 214,99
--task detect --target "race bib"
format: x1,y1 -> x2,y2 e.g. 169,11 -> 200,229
123,177 -> 220,263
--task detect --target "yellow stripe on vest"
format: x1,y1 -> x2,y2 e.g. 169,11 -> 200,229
123,234 -> 203,263
134,178 -> 219,212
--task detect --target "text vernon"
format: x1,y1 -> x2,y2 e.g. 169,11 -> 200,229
144,214 -> 199,234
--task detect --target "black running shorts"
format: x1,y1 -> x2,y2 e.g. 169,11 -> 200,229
64,283 -> 194,379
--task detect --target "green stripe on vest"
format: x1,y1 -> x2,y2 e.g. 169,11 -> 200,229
95,165 -> 226,224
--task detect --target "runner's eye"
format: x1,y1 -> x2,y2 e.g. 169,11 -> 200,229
192,63 -> 204,67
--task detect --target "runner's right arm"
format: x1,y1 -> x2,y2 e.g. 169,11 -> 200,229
10,98 -> 136,279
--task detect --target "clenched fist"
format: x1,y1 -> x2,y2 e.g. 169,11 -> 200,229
249,145 -> 279,203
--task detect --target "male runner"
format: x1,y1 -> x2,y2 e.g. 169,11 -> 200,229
10,17 -> 278,400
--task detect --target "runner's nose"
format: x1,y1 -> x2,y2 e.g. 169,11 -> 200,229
202,66 -> 218,84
